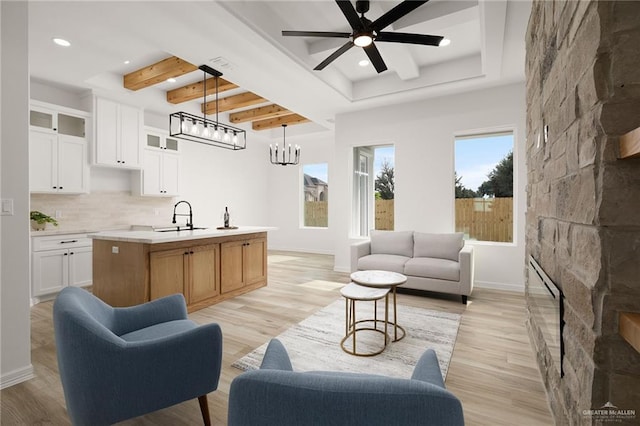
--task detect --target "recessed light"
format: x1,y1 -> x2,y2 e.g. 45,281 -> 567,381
124,60 -> 130,65
439,38 -> 451,47
52,38 -> 71,47
358,59 -> 370,67
166,78 -> 176,83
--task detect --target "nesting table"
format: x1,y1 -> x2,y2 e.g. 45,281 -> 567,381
340,270 -> 407,356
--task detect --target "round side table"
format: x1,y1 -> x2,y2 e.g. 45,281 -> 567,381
340,283 -> 391,357
350,270 -> 408,342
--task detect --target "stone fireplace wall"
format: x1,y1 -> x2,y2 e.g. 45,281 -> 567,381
525,1 -> 640,424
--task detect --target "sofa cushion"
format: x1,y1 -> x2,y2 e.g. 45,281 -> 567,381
413,232 -> 464,261
404,257 -> 460,282
370,230 -> 414,257
358,254 -> 410,274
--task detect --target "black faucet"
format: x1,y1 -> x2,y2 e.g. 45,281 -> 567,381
172,201 -> 193,230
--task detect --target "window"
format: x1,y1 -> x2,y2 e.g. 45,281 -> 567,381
455,132 -> 513,243
302,163 -> 328,227
353,145 -> 395,237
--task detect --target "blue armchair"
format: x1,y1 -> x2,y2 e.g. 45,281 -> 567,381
53,287 -> 223,426
228,339 -> 464,425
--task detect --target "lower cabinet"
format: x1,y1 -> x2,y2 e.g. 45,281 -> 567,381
32,234 -> 92,299
221,237 -> 267,294
149,244 -> 219,304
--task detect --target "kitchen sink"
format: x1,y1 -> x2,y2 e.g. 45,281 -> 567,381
155,226 -> 208,232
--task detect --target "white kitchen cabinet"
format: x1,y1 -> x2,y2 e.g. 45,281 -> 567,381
30,130 -> 89,193
132,128 -> 181,197
30,101 -> 87,138
94,97 -> 142,168
31,234 -> 93,300
29,101 -> 90,194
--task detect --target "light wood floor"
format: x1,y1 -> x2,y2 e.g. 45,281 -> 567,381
1,251 -> 553,425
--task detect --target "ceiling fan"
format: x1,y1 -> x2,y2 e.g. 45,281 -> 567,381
282,0 -> 444,73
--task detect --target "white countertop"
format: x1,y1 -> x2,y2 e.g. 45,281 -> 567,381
89,226 -> 275,244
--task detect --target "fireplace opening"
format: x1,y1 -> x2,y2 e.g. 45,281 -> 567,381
528,255 -> 564,377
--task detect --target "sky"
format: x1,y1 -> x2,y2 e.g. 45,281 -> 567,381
303,163 -> 328,183
455,134 -> 513,191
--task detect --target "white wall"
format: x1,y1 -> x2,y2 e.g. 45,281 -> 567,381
176,137 -> 270,228
267,131 -> 336,254
1,1 -> 34,388
332,83 -> 527,291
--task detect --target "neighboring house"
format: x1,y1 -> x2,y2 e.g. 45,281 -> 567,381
304,174 -> 328,202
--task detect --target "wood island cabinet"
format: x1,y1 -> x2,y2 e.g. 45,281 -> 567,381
221,238 -> 267,294
150,244 -> 219,304
93,232 -> 267,312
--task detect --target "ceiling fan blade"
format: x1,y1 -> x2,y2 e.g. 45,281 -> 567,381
314,41 -> 355,70
376,32 -> 443,46
336,0 -> 363,30
363,43 -> 387,73
282,30 -> 351,38
371,0 -> 429,31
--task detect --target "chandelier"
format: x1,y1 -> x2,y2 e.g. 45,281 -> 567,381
169,65 -> 246,150
269,124 -> 300,166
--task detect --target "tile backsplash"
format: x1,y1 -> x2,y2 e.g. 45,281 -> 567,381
31,191 -> 176,232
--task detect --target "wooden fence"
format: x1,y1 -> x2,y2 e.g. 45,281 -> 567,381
375,199 -> 395,230
455,197 -> 513,242
304,201 -> 328,227
305,197 -> 512,242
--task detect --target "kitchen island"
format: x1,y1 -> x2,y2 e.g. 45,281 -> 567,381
90,226 -> 273,312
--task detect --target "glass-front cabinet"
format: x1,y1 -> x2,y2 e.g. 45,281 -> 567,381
30,103 -> 86,138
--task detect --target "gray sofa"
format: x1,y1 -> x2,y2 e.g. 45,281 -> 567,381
228,338 -> 464,425
351,231 -> 474,304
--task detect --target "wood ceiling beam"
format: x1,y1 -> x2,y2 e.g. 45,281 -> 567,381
124,56 -> 197,91
202,92 -> 267,114
166,77 -> 238,104
229,104 -> 291,124
252,114 -> 310,131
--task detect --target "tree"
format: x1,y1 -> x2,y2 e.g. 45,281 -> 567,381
477,151 -> 513,197
375,160 -> 394,200
455,172 -> 477,198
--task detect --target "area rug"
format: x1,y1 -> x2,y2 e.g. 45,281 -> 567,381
232,299 -> 461,380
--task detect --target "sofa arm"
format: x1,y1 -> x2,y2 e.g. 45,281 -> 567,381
350,240 -> 371,273
260,339 -> 293,371
459,245 -> 474,296
410,349 -> 445,388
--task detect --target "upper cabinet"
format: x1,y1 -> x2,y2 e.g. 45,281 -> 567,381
29,101 -> 90,194
30,104 -> 86,138
93,97 -> 142,169
131,127 -> 181,197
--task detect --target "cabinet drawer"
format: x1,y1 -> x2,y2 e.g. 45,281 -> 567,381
33,234 -> 91,251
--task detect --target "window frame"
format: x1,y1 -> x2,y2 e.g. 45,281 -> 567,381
300,162 -> 329,229
453,126 -> 518,246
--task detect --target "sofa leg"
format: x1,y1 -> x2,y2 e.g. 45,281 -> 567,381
461,295 -> 468,305
198,395 -> 211,426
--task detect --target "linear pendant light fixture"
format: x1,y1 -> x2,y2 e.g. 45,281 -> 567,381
269,124 -> 300,166
169,65 -> 246,150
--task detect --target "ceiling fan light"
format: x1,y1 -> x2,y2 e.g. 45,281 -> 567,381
354,34 -> 373,47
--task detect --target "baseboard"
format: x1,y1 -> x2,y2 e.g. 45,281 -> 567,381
0,365 -> 35,390
475,280 -> 524,293
268,246 -> 334,256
